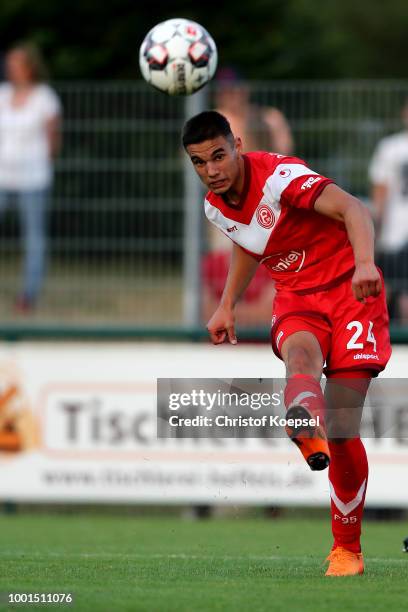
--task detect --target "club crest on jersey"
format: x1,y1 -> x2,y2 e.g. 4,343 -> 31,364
256,204 -> 275,229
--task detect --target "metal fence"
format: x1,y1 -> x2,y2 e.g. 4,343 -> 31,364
0,80 -> 407,333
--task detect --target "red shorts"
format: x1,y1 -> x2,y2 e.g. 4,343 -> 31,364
270,274 -> 391,377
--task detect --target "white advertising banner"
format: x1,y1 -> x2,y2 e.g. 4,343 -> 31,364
0,342 -> 407,506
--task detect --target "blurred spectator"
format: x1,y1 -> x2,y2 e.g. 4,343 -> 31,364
202,229 -> 275,326
369,98 -> 408,322
201,68 -> 294,328
215,66 -> 294,156
0,42 -> 62,312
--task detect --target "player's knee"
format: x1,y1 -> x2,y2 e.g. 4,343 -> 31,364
327,416 -> 360,441
328,437 -> 349,444
285,345 -> 321,378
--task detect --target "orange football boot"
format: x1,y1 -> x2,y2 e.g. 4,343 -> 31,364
325,546 -> 364,576
285,404 -> 330,471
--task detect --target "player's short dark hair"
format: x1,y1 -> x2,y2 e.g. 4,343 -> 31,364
182,111 -> 233,148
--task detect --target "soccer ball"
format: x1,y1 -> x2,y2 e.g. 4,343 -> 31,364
139,18 -> 218,96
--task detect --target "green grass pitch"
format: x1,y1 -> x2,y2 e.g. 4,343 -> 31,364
0,514 -> 406,611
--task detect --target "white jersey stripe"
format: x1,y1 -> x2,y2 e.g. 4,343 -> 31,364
204,163 -> 317,256
263,163 -> 318,205
204,197 -> 281,255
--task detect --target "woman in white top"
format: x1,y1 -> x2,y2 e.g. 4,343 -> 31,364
0,42 -> 61,311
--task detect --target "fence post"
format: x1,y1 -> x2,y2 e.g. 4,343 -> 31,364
183,89 -> 207,330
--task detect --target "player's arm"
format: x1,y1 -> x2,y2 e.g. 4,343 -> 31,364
314,183 -> 381,302
206,243 -> 259,345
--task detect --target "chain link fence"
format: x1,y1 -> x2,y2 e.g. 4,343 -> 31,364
0,80 -> 406,331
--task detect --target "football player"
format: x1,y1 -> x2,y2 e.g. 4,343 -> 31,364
183,111 -> 391,576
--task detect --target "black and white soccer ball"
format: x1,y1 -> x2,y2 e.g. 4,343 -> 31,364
139,18 -> 218,96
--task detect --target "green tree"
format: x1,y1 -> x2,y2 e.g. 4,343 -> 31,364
1,0 -> 408,79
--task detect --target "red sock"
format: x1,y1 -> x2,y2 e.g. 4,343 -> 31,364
284,374 -> 326,422
328,437 -> 368,553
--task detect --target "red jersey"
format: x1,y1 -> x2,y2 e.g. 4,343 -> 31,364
205,152 -> 356,292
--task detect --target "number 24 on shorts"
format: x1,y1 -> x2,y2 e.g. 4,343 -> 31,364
346,320 -> 376,352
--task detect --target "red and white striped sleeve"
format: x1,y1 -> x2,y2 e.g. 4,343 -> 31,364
264,156 -> 334,210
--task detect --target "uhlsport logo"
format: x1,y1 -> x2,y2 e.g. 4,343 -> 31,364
301,176 -> 321,190
256,205 -> 275,229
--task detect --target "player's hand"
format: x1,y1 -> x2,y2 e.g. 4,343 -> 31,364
351,262 -> 382,302
206,304 -> 237,345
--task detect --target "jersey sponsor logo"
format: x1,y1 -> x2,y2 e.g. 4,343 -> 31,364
301,176 -> 321,190
261,249 -> 306,273
226,225 -> 238,233
353,353 -> 379,360
256,204 -> 275,229
279,168 -> 291,178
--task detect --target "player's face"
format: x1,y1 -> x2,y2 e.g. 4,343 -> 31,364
186,136 -> 242,195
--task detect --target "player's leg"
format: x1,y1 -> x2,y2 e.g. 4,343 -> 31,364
17,189 -> 48,307
323,372 -> 370,576
280,330 -> 330,471
322,270 -> 391,575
